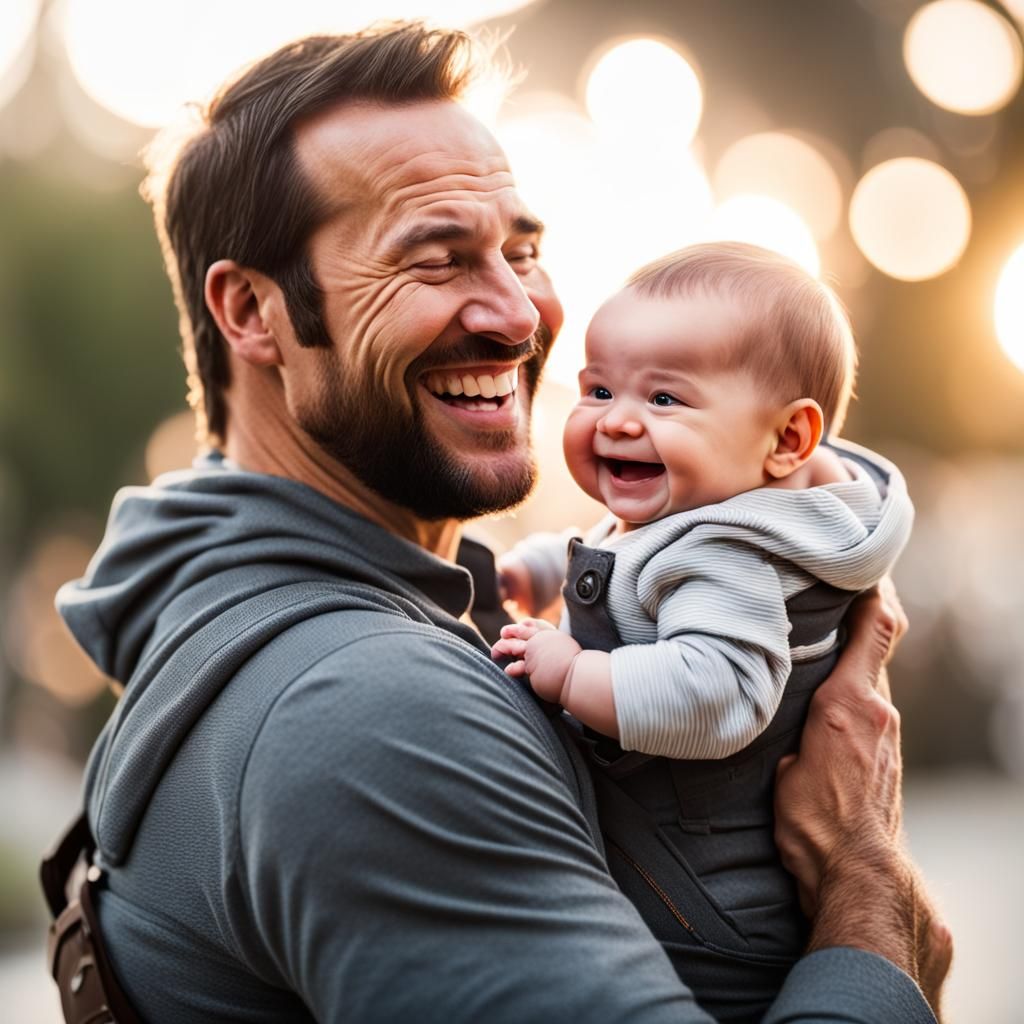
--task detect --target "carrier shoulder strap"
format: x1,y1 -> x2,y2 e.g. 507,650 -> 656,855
41,812 -> 142,1024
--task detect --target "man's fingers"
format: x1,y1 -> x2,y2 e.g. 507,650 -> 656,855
876,575 -> 909,661
775,753 -> 797,781
827,589 -> 897,698
919,918 -> 954,1017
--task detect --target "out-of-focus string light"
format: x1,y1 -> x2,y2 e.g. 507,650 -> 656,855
705,195 -> 820,277
61,0 -> 541,128
849,157 -> 971,281
0,0 -> 41,113
995,243 -> 1024,373
714,132 -> 844,241
585,37 -> 703,151
904,0 -> 1023,115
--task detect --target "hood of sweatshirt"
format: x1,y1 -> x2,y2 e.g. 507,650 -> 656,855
57,453 -> 485,864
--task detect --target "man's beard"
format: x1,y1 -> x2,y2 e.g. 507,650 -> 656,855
299,327 -> 552,521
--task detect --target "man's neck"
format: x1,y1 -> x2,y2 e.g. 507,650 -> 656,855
224,423 -> 462,561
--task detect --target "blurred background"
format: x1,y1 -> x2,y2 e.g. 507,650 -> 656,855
1,0 -> 1022,1020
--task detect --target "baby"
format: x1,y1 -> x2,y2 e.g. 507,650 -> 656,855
491,242 -> 913,1021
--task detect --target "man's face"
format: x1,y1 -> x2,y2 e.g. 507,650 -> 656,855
277,99 -> 563,521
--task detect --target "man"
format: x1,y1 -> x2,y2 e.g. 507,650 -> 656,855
58,23 -> 949,1022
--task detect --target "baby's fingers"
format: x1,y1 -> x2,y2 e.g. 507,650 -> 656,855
491,637 -> 528,660
500,619 -> 544,640
504,660 -> 527,677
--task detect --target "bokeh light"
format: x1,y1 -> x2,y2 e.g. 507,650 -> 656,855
145,410 -> 199,481
995,243 -> 1024,373
705,195 -> 820,276
849,157 -> 971,281
585,37 -> 703,150
861,125 -> 943,168
904,0 -> 1023,115
0,0 -> 41,113
714,132 -> 844,240
4,535 -> 111,707
61,0 -> 541,128
1003,0 -> 1024,24
498,94 -> 713,389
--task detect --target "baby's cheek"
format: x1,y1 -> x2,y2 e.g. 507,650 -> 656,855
562,412 -> 597,484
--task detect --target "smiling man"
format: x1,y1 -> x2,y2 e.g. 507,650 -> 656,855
54,23 -> 946,1024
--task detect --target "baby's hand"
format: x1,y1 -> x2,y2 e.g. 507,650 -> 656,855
490,618 -> 554,670
496,554 -> 536,616
491,619 -> 582,704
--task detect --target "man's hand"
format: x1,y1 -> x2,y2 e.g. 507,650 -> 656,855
774,586 -> 905,911
491,619 -> 581,703
774,583 -> 952,1016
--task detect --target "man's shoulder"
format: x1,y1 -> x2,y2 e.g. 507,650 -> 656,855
241,607 -> 562,778
236,610 -> 597,868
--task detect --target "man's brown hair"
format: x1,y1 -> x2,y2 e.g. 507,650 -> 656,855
627,242 -> 858,436
143,23 -> 488,443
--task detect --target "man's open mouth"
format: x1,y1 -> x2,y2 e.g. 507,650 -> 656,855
423,366 -> 518,412
604,458 -> 665,483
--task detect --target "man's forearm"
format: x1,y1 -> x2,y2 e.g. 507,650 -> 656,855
807,845 -> 918,975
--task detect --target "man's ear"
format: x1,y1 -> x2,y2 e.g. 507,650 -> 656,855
764,399 -> 824,480
205,260 -> 282,367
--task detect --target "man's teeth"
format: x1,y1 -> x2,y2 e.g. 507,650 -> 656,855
426,367 -> 518,399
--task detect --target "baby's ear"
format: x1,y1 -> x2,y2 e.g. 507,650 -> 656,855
764,399 -> 823,479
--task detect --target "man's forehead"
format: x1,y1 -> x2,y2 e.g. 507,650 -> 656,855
295,98 -> 514,214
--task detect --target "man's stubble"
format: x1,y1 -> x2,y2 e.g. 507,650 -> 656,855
299,327 -> 553,521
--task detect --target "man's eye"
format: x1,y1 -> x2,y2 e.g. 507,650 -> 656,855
652,392 -> 681,407
417,258 -> 457,271
590,386 -> 613,400
504,245 -> 538,268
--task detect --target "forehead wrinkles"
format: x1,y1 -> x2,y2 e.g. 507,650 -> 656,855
371,166 -> 520,246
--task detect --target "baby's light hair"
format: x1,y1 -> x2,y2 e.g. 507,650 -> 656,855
627,242 -> 857,436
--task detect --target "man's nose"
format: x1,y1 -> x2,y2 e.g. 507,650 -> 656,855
459,260 -> 541,344
597,403 -> 644,438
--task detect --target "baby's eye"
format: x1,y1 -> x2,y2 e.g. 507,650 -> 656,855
652,392 -> 681,407
590,386 -> 613,400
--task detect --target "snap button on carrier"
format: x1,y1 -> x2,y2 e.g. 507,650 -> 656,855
575,569 -> 603,602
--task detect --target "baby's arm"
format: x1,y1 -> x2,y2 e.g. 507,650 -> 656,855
491,621 -> 619,738
496,529 -> 576,617
611,540 -> 793,758
491,542 -> 791,755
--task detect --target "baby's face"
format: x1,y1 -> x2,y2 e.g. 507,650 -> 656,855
563,287 -> 779,529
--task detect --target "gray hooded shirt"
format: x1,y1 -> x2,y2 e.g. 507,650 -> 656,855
56,454 -> 934,1022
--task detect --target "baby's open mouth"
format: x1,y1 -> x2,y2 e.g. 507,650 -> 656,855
606,459 -> 666,482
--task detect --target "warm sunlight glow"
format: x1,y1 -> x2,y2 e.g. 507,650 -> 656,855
995,244 -> 1024,373
0,0 -> 40,112
705,196 -> 820,277
904,0 -> 1023,115
499,96 -> 713,390
585,37 -> 703,149
62,0 -> 540,127
714,132 -> 844,240
850,158 -> 971,281
4,535 -> 110,706
145,411 -> 198,482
